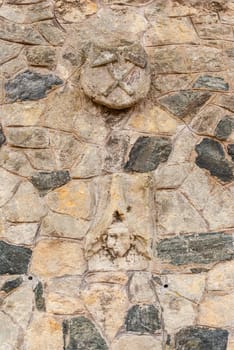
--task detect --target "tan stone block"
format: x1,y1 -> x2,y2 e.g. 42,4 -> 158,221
0,312 -> 19,350
155,163 -> 192,189
0,168 -> 20,207
46,180 -> 92,219
145,17 -> 198,46
127,106 -> 179,135
207,260 -> 234,292
71,144 -> 103,178
111,335 -> 162,350
129,272 -> 156,303
0,222 -> 38,245
82,283 -> 128,341
0,147 -> 34,177
24,314 -> 63,350
85,272 -> 128,285
198,293 -> 234,328
74,111 -> 108,144
4,182 -> 47,222
1,100 -> 44,126
30,239 -> 87,278
156,190 -> 207,235
165,274 -> 206,303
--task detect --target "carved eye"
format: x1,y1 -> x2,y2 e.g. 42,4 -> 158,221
91,51 -> 118,67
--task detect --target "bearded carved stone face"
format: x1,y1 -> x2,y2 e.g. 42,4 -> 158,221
80,42 -> 151,110
103,221 -> 132,258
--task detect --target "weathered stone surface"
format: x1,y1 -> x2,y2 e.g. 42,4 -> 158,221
0,147 -> 34,177
31,171 -> 71,192
155,163 -> 192,189
24,314 -> 63,350
125,304 -> 161,334
25,149 -> 57,171
46,276 -> 84,315
74,111 -> 108,144
46,180 -> 92,219
144,17 -> 198,46
195,22 -> 233,40
156,190 -> 207,235
195,138 -> 234,182
175,327 -> 229,350
227,144 -> 234,160
207,260 -> 234,292
4,182 -> 47,222
5,70 -> 63,102
71,144 -> 103,178
105,132 -> 129,172
40,211 -> 89,240
63,317 -> 108,350
124,136 -> 172,173
26,46 -> 57,69
215,116 -> 234,140
1,276 -> 23,293
34,281 -> 46,311
0,18 -> 45,44
0,312 -> 19,350
159,90 -> 211,120
0,40 -> 21,65
129,272 -> 156,304
191,105 -> 225,136
82,283 -> 128,340
193,75 -> 229,91
0,168 -> 20,206
1,52 -> 28,79
0,125 -> 5,146
127,106 -> 180,135
216,94 -> 234,112
0,222 -> 38,245
6,126 -> 49,148
37,21 -> 66,46
0,240 -> 32,275
30,239 -> 86,278
111,335 -> 163,350
0,2 -> 53,23
156,232 -> 234,265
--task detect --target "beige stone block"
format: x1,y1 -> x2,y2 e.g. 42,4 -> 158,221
198,293 -> 234,328
129,272 -> 156,303
71,144 -> 103,178
1,100 -> 44,126
6,127 -> 49,148
154,163 -> 192,189
24,314 -> 63,350
82,283 -> 128,341
165,274 -> 206,303
145,17 -> 198,46
46,180 -> 92,219
0,312 -> 19,350
4,182 -> 47,222
0,168 -> 20,207
30,239 -> 87,278
127,106 -> 179,135
156,190 -> 207,235
0,222 -> 38,245
85,272 -> 128,285
74,111 -> 108,144
111,335 -> 162,350
0,147 -> 34,177
207,260 -> 234,292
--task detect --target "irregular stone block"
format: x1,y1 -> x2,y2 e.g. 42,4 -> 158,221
7,127 -> 49,148
158,90 -> 211,119
26,46 -> 57,68
0,18 -> 45,44
125,304 -> 161,334
31,171 -> 71,192
195,138 -> 234,182
5,70 -> 63,102
63,316 -> 108,350
156,232 -> 234,265
193,75 -> 229,91
215,116 -> 234,140
0,240 -> 32,275
111,335 -> 163,350
175,326 -> 228,350
0,40 -> 21,65
124,136 -> 172,172
33,281 -> 46,311
0,125 -> 6,146
227,144 -> 234,161
37,21 -> 66,46
1,276 -> 23,293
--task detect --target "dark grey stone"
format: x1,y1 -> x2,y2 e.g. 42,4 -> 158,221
124,136 -> 172,172
0,125 -> 6,146
1,277 -> 23,293
104,133 -> 130,172
63,317 -> 108,350
156,232 -> 234,265
215,117 -> 234,140
0,241 -> 32,275
5,70 -> 63,102
158,90 -> 211,119
193,75 -> 229,91
175,326 -> 229,350
195,138 -> 234,182
31,171 -> 70,192
227,144 -> 234,161
125,304 -> 161,334
34,281 -> 46,311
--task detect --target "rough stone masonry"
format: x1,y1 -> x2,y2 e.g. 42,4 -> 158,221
0,0 -> 234,349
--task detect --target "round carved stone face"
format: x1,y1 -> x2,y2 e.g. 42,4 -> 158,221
80,42 -> 151,110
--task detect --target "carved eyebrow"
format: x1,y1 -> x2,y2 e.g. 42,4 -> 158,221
91,51 -> 118,67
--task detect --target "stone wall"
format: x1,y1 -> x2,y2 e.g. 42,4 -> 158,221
0,0 -> 234,349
